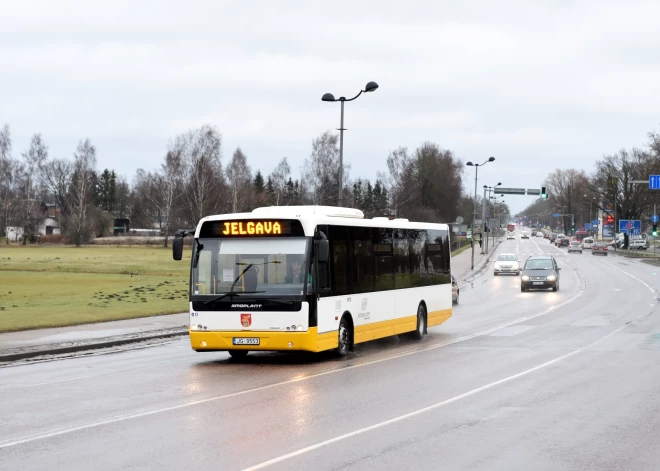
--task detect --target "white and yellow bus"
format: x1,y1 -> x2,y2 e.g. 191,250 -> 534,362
173,206 -> 453,358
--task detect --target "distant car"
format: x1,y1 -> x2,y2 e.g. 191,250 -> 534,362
531,230 -> 537,236
537,232 -> 545,237
520,255 -> 561,292
549,234 -> 557,243
582,237 -> 594,249
557,237 -> 570,247
493,253 -> 521,275
451,275 -> 459,304
507,232 -> 515,240
592,242 -> 608,255
520,231 -> 530,239
630,239 -> 648,250
568,241 -> 583,253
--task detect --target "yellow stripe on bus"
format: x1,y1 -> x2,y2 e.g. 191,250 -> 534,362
190,308 -> 451,353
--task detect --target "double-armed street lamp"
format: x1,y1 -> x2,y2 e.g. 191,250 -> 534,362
466,157 -> 496,269
322,81 -> 379,207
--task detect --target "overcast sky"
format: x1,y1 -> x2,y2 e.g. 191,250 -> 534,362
2,0 -> 660,215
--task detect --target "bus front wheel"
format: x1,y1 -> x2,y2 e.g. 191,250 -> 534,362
409,303 -> 427,340
228,350 -> 249,359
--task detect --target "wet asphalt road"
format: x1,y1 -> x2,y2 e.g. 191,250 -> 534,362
3,235 -> 660,470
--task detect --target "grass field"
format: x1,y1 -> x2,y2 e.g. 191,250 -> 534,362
0,245 -> 191,332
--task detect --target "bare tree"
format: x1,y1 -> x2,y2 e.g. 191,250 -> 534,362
66,139 -> 97,246
176,125 -> 224,227
135,150 -> 183,247
0,124 -> 13,238
545,168 -> 590,233
380,146 -> 415,217
268,157 -> 290,206
19,134 -> 48,244
42,158 -> 73,215
302,131 -> 349,205
226,147 -> 252,212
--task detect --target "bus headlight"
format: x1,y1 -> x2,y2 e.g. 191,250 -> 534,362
521,275 -> 530,281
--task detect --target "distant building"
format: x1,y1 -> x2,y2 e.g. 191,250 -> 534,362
5,201 -> 61,241
113,218 -> 130,234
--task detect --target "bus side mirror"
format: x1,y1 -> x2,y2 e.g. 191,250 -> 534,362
173,236 -> 184,261
317,239 -> 329,263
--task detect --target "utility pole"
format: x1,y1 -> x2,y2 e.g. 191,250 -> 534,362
481,186 -> 487,254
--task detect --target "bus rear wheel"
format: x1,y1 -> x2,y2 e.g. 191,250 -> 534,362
409,304 -> 427,340
228,350 -> 249,359
336,316 -> 352,357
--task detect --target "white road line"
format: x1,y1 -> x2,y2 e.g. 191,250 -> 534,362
602,260 -> 657,295
241,322 -> 628,471
0,282 -> 587,450
531,237 -> 545,255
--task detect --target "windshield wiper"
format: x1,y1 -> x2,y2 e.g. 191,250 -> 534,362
201,291 -> 266,305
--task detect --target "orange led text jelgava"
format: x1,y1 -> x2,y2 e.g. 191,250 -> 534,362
222,221 -> 282,235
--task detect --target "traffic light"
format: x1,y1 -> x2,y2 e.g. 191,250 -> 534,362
571,225 -> 575,233
653,224 -> 658,237
541,186 -> 547,199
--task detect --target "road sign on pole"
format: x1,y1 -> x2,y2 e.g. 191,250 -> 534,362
618,219 -> 641,235
552,213 -> 559,217
592,219 -> 600,225
652,214 -> 659,223
649,175 -> 660,189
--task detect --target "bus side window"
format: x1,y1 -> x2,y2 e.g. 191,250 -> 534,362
329,225 -> 350,296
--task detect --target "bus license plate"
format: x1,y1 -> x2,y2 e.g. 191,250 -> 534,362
533,281 -> 544,285
233,338 -> 260,345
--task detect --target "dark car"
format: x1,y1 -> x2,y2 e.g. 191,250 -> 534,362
520,255 -> 561,292
556,236 -> 569,247
549,233 -> 557,243
592,242 -> 608,256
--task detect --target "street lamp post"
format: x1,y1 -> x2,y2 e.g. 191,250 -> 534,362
466,157 -> 496,270
483,182 -> 502,253
322,81 -> 379,207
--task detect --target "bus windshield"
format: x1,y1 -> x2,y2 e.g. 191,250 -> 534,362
192,238 -> 310,297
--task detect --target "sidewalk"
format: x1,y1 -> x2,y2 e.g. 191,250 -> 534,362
0,313 -> 188,362
452,238 -> 501,281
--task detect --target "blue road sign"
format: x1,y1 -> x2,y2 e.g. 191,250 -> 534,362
585,223 -> 592,230
552,213 -> 559,217
618,219 -> 642,235
650,175 -> 660,190
592,219 -> 600,225
652,214 -> 659,223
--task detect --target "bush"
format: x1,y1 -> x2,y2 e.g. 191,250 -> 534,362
39,234 -> 68,244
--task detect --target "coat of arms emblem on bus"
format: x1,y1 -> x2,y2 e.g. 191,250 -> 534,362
241,314 -> 252,327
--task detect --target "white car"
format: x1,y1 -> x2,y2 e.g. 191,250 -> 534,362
630,239 -> 648,250
507,232 -> 515,240
494,253 -> 521,275
582,237 -> 594,249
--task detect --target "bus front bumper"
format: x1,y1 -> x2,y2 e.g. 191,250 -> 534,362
189,327 -> 338,353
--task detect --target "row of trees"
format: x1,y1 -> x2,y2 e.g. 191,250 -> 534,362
518,128 -> 660,234
1,123 -> 480,246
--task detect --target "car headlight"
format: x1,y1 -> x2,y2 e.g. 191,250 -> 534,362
521,275 -> 530,281
546,275 -> 556,281
494,263 -> 501,270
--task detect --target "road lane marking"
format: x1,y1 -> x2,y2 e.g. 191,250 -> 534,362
241,322 -> 628,471
602,260 -> 657,295
0,279 -> 587,450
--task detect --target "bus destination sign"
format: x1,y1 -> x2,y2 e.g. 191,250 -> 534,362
199,219 -> 305,238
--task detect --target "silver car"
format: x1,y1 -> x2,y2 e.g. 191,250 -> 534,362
568,240 -> 583,253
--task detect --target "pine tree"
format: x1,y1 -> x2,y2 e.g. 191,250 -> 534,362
253,170 -> 265,193
266,176 -> 275,204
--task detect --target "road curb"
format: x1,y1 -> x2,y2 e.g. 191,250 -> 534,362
457,238 -> 502,283
0,328 -> 188,363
